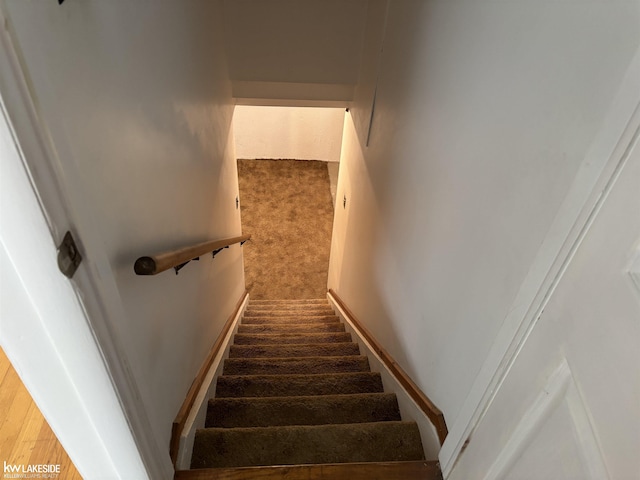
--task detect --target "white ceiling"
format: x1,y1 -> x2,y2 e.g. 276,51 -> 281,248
222,0 -> 370,104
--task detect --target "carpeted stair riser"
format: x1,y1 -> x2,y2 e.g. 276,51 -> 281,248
244,308 -> 336,316
232,332 -> 353,345
246,302 -> 333,309
189,295 -> 428,472
242,315 -> 339,324
206,393 -> 401,428
215,372 -> 385,398
245,312 -> 336,320
191,421 -> 425,468
249,299 -> 328,305
229,343 -> 360,359
223,355 -> 370,376
237,323 -> 345,334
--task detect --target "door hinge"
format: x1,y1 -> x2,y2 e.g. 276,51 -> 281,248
57,231 -> 82,278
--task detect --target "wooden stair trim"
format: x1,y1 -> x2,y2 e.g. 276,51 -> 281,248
175,461 -> 442,480
328,289 -> 449,445
170,290 -> 248,467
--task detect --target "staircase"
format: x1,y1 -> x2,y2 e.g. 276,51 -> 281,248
187,298 -> 442,479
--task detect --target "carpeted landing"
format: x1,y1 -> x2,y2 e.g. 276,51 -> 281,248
237,160 -> 334,300
190,298 -> 426,470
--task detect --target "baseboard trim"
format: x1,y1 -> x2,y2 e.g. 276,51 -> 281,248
170,290 -> 249,467
175,461 -> 442,480
327,289 -> 448,446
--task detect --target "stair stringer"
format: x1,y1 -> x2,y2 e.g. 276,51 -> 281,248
327,292 -> 442,459
175,294 -> 250,470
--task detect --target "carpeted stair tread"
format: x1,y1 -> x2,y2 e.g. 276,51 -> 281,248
215,372 -> 385,398
237,323 -> 345,334
245,310 -> 335,318
206,393 -> 401,428
191,421 -> 425,468
246,302 -> 333,308
229,343 -> 359,359
233,332 -> 353,345
189,295 -> 430,472
247,301 -> 330,308
223,355 -> 370,376
245,307 -> 336,316
249,299 -> 328,305
242,315 -> 339,324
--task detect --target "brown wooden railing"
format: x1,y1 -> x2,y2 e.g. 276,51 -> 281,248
134,234 -> 251,275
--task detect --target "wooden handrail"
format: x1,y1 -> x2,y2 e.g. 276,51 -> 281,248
134,234 -> 251,275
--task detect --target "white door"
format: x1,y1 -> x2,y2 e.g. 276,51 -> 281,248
449,131 -> 640,479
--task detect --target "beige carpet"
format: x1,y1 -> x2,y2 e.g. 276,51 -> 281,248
191,299 -> 425,469
238,159 -> 334,299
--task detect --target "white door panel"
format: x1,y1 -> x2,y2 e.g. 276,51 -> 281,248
505,402 -> 591,480
485,360 -> 609,480
449,132 -> 640,479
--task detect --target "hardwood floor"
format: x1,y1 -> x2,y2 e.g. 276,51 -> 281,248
0,347 -> 82,479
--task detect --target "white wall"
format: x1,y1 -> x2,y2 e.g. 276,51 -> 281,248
222,0 -> 368,104
233,106 -> 344,162
329,0 -> 640,445
2,0 -> 243,471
